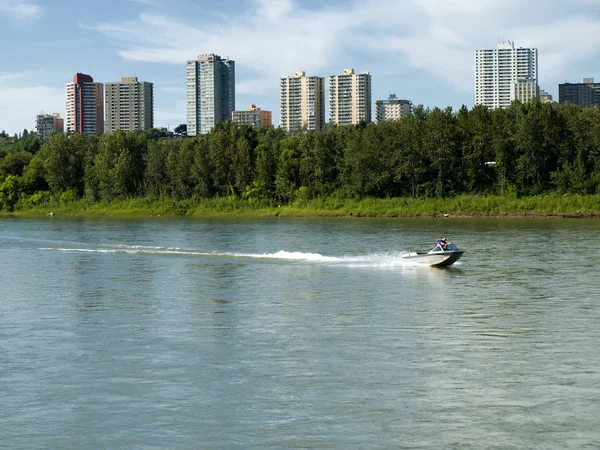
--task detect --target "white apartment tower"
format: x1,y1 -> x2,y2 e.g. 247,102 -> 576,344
475,41 -> 538,109
105,77 -> 154,132
280,71 -> 325,132
186,54 -> 235,136
329,68 -> 372,125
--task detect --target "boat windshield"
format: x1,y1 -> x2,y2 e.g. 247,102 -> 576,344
431,243 -> 459,252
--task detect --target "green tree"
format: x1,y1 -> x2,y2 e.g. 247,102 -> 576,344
250,128 -> 284,200
232,137 -> 254,194
0,150 -> 33,180
0,175 -> 22,211
95,131 -> 147,200
208,128 -> 234,196
189,137 -> 213,198
166,138 -> 196,199
21,153 -> 48,194
42,133 -> 86,197
389,112 -> 426,198
20,134 -> 42,154
513,100 -> 565,194
299,127 -> 342,198
174,124 -> 187,137
422,107 -> 458,197
456,104 -> 495,193
144,128 -> 162,142
491,107 -> 517,195
144,139 -> 172,198
275,136 -> 301,201
339,126 -> 364,197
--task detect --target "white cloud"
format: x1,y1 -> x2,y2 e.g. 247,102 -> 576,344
253,0 -> 294,23
0,0 -> 40,20
0,73 -> 64,135
86,5 -> 358,80
129,0 -> 158,6
512,16 -> 600,83
86,0 -> 600,101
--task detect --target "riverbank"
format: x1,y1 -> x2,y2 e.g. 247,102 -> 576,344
3,194 -> 600,219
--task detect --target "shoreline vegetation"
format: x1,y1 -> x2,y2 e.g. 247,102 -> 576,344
4,194 -> 600,219
3,100 -> 600,219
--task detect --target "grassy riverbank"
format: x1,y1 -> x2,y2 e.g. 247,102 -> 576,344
4,194 -> 600,219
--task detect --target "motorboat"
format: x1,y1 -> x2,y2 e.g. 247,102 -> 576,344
401,243 -> 464,267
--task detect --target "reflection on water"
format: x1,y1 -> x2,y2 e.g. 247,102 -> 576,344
1,217 -> 600,448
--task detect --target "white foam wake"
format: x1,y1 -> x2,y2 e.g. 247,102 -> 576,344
239,250 -> 341,262
38,245 -> 426,267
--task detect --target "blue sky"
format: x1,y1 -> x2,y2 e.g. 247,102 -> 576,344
1,0 -> 600,135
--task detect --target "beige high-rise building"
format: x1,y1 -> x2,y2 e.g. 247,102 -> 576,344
232,104 -> 272,129
538,89 -> 554,103
375,94 -> 412,123
65,73 -> 104,135
515,79 -> 538,105
329,68 -> 372,125
280,71 -> 325,132
36,113 -> 64,140
105,77 -> 153,133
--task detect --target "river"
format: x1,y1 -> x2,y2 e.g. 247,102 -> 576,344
1,216 -> 599,449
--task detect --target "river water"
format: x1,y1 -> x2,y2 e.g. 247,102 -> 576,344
1,216 -> 599,449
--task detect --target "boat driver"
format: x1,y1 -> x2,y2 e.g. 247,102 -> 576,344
437,237 -> 448,250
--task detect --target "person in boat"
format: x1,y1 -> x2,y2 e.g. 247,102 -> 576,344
436,237 -> 449,250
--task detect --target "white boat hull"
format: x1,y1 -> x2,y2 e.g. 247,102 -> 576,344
401,249 -> 464,267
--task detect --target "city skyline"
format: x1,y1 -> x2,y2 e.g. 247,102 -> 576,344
1,0 -> 600,134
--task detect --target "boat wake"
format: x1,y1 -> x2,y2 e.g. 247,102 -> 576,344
39,245 -> 448,268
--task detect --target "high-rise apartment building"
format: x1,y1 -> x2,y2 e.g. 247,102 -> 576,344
375,94 -> 412,123
65,73 -> 104,135
475,41 -> 538,109
280,71 -> 325,132
105,77 -> 153,132
232,104 -> 272,129
186,54 -> 235,136
559,78 -> 600,107
328,68 -> 372,125
36,113 -> 64,139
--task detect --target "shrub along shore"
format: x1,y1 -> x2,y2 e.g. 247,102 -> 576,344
6,194 -> 600,219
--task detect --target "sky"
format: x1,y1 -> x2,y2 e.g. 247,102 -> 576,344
1,0 -> 600,135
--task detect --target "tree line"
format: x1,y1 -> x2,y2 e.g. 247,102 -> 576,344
2,99 -> 600,211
